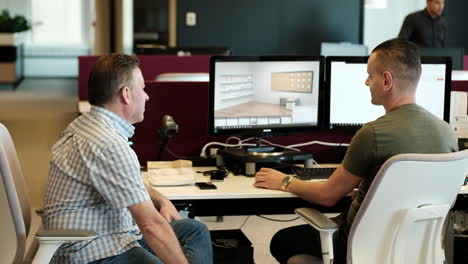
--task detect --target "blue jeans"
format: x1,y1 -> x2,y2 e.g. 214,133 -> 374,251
89,219 -> 213,264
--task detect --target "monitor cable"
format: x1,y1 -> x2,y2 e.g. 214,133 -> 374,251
287,140 -> 350,148
200,138 -> 349,157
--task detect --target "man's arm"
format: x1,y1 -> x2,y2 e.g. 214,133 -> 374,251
398,16 -> 413,40
254,165 -> 361,207
128,200 -> 188,264
145,184 -> 182,222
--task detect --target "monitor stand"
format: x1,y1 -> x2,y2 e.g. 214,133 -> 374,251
217,138 -> 313,176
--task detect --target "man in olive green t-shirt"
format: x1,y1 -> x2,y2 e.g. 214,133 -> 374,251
254,38 -> 458,264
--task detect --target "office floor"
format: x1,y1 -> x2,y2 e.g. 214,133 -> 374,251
0,78 -> 306,264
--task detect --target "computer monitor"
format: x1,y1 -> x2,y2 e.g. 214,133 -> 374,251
325,56 -> 452,129
209,56 -> 324,137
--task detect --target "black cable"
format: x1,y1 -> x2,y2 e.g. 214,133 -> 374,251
166,148 -> 190,159
256,215 -> 299,222
239,215 -> 251,229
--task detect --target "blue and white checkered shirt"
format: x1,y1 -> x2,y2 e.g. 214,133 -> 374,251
43,106 -> 150,264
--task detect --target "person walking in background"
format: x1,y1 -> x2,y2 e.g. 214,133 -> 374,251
398,0 -> 447,48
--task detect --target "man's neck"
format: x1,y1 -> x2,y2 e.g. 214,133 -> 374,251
384,97 -> 416,113
101,103 -> 129,122
426,8 -> 440,19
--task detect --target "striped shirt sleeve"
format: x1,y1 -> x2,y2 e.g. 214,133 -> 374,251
90,141 -> 150,209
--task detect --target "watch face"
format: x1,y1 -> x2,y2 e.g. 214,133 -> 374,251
281,176 -> 292,190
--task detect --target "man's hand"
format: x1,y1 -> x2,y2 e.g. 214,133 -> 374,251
159,197 -> 182,223
254,168 -> 287,190
145,184 -> 182,223
128,201 -> 189,264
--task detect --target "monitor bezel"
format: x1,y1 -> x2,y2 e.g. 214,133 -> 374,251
209,55 -> 325,137
324,56 -> 452,129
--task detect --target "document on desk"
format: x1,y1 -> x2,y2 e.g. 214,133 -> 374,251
147,168 -> 195,186
450,91 -> 468,138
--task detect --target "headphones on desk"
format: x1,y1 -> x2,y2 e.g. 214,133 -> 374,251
203,167 -> 229,181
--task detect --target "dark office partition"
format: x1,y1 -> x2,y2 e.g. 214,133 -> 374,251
446,0 -> 468,53
177,0 -> 363,55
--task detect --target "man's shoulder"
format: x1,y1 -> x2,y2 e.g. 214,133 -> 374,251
67,113 -> 126,148
405,9 -> 427,21
351,122 -> 376,144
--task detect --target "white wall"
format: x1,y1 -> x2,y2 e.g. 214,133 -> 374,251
364,0 -> 426,52
1,0 -> 31,18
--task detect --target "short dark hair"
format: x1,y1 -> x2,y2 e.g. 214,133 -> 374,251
88,53 -> 140,106
372,38 -> 421,88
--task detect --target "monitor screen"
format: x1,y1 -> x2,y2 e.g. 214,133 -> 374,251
209,56 -> 324,137
326,56 -> 452,129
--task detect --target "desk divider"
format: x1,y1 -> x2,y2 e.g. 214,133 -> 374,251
131,81 -> 351,165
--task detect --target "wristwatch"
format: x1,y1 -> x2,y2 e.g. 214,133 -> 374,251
281,175 -> 294,191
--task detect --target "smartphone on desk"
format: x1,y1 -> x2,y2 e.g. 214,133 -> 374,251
195,182 -> 217,190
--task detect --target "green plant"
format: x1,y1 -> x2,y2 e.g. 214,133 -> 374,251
0,9 -> 30,33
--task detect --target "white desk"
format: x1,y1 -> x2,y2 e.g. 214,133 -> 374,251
144,167 -> 468,216
146,168 -> 298,200
144,167 -> 348,216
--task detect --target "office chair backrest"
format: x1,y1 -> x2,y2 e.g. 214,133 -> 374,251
0,122 -> 32,264
348,150 -> 468,264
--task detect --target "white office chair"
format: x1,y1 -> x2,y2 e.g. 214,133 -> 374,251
0,122 -> 97,264
295,150 -> 468,264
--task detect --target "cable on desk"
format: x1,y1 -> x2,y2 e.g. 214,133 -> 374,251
239,215 -> 251,230
259,138 -> 300,152
287,140 -> 350,148
226,136 -> 244,144
199,141 -> 256,157
200,138 -> 350,157
256,215 -> 299,222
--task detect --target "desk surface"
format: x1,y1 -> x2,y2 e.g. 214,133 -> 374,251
143,167 -> 307,200
143,167 -> 468,216
144,167 -> 468,199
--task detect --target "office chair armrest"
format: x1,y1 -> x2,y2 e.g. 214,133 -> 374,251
33,229 -> 97,264
295,208 -> 338,232
295,208 -> 338,264
35,228 -> 97,241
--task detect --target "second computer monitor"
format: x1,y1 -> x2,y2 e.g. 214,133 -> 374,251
326,56 -> 451,129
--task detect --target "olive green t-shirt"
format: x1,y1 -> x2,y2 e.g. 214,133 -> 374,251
340,103 -> 458,239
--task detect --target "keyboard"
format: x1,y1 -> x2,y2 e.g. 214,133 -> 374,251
291,166 -> 337,180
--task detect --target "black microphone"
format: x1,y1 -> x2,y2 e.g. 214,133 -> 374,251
158,115 -> 179,161
159,115 -> 179,139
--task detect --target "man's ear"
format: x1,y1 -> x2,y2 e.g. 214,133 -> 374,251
382,71 -> 394,91
120,86 -> 131,105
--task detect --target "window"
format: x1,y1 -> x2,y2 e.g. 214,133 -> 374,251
31,0 -> 86,44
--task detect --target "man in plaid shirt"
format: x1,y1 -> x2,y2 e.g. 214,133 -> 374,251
43,54 -> 212,264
